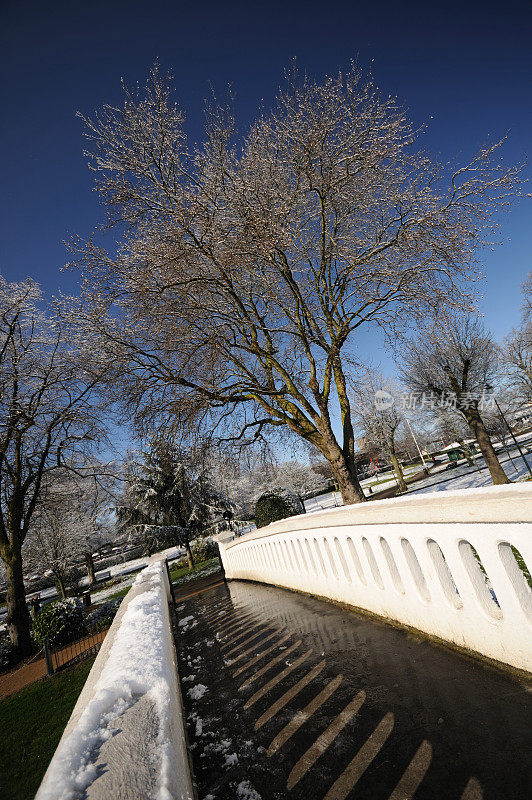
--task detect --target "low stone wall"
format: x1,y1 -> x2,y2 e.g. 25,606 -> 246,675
36,555 -> 195,800
216,484 -> 532,673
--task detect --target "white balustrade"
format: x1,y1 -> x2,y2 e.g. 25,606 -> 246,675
216,484 -> 532,672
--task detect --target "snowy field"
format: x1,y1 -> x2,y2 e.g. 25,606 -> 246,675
0,544 -> 186,629
304,443 -> 532,510
409,452 -> 532,494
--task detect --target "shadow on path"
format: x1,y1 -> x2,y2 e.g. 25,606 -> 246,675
173,579 -> 531,800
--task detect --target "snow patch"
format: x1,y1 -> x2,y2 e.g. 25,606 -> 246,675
236,780 -> 261,800
188,683 -> 208,700
189,712 -> 204,737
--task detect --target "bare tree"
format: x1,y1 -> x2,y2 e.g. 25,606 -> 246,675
522,271 -> 532,323
351,372 -> 409,491
502,273 -> 532,405
502,327 -> 532,403
400,314 -> 509,484
0,275 -> 110,656
72,65 -> 522,504
217,457 -> 329,518
26,471 -> 117,597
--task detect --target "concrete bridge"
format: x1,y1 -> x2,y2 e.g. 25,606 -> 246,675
36,484 -> 531,800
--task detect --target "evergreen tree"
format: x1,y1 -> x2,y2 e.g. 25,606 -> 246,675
117,439 -> 223,568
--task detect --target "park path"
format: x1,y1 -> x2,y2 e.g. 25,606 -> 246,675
174,578 -> 531,800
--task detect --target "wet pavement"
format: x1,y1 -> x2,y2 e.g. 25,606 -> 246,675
172,579 -> 532,800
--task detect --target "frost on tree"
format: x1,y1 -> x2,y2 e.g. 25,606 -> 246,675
117,439 -> 225,566
72,64 -> 524,505
400,313 -> 510,485
0,274 -> 110,656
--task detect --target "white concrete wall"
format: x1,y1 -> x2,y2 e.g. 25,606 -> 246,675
216,484 -> 532,673
36,555 -> 195,800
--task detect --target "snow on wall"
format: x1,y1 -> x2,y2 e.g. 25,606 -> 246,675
36,557 -> 194,800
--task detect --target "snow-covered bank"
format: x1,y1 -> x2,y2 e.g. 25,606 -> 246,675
36,556 -> 194,800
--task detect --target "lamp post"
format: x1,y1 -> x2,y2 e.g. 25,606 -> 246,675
485,386 -> 532,478
405,417 -> 429,475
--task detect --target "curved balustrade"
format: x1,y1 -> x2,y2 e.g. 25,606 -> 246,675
216,484 -> 532,672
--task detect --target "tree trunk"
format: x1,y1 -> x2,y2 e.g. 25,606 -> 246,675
329,356 -> 366,504
5,550 -> 33,657
463,408 -> 510,485
312,426 -> 366,505
389,453 -> 408,492
329,453 -> 366,504
85,552 -> 96,586
184,537 -> 194,570
55,572 -> 67,599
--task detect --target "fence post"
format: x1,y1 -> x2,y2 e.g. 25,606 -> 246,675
43,636 -> 54,676
165,558 -> 176,606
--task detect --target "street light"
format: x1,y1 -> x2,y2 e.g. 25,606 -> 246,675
485,385 -> 532,478
405,417 -> 429,475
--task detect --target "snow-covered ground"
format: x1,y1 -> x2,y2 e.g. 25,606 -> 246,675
0,544 -> 186,629
409,452 -> 532,494
304,443 -> 532,509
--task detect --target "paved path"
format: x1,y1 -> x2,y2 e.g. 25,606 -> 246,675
173,579 -> 531,800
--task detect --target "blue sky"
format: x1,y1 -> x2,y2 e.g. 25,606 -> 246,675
1,0 -> 531,371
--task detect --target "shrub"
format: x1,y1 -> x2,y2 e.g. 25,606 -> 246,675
85,599 -> 122,634
0,634 -> 17,672
32,598 -> 86,648
191,538 -> 218,564
254,489 -> 304,529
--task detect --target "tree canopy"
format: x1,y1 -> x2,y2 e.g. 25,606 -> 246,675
72,65 -> 523,503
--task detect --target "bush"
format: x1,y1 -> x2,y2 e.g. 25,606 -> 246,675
191,538 -> 218,564
0,634 -> 17,672
85,599 -> 122,634
254,489 -> 304,529
32,598 -> 86,648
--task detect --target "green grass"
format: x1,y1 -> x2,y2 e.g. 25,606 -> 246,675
169,556 -> 219,584
0,657 -> 95,800
511,545 -> 532,590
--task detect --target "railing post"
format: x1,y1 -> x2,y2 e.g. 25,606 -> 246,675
216,541 -> 227,583
43,636 -> 54,676
165,558 -> 176,606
